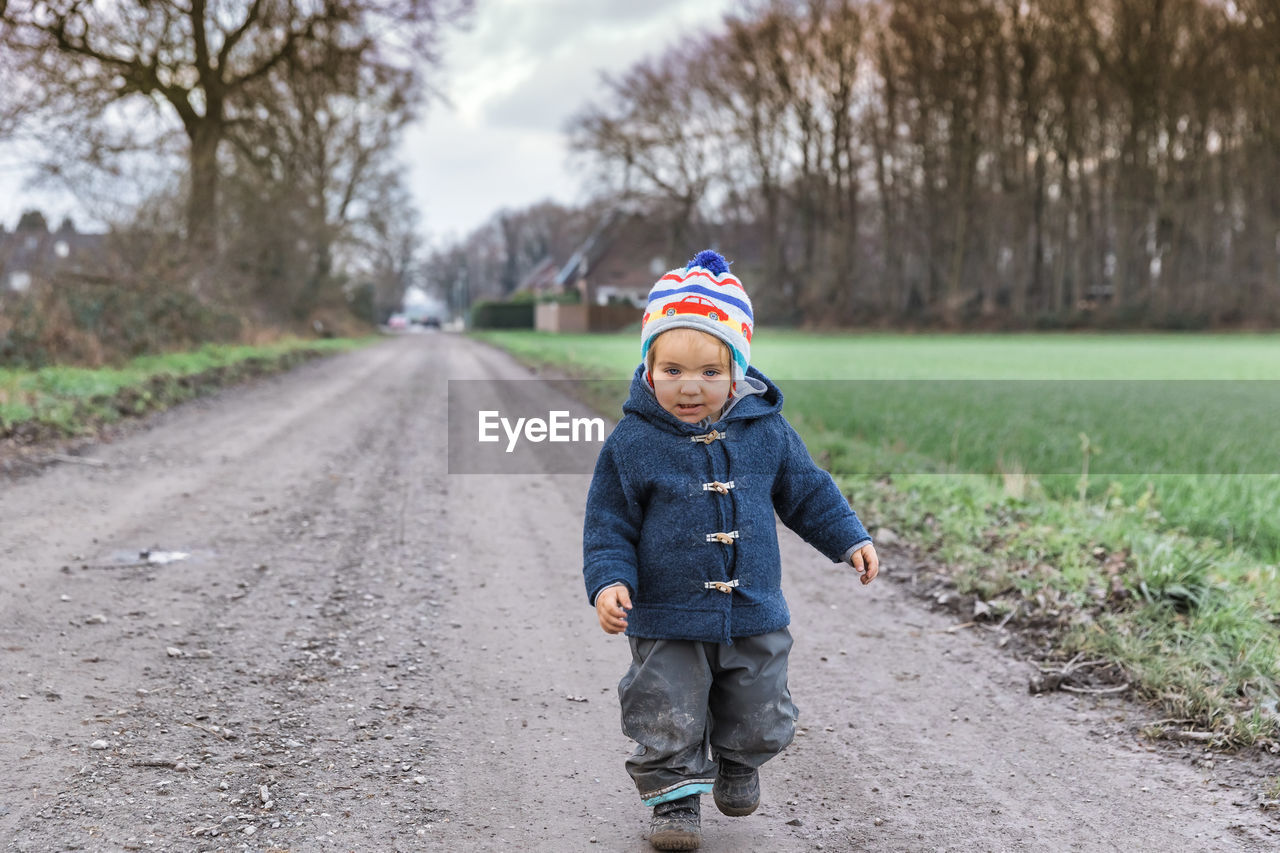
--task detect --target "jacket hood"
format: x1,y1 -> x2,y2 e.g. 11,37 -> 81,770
622,363 -> 783,435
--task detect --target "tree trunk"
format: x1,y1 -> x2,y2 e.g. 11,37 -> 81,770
187,121 -> 222,292
1029,146 -> 1047,317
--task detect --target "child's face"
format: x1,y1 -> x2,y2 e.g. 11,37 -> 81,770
649,328 -> 732,423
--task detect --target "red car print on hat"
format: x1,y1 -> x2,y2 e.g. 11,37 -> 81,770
662,295 -> 723,321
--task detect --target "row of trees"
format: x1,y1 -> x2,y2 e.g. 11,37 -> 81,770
1,0 -> 471,330
568,0 -> 1280,327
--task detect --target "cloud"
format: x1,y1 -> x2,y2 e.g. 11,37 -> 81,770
464,0 -> 732,132
458,0 -> 697,66
403,108 -> 582,240
405,0 -> 737,235
481,45 -> 617,133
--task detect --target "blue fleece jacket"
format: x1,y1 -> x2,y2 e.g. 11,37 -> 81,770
582,364 -> 872,643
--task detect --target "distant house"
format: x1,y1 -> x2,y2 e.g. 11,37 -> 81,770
534,209 -> 686,333
0,215 -> 110,295
557,209 -> 675,308
514,204 -> 769,333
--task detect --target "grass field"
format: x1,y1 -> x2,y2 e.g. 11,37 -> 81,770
476,329 -> 1280,747
478,329 -> 1280,379
480,330 -> 1280,556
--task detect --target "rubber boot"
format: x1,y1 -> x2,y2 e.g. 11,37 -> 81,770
649,794 -> 701,850
713,758 -> 760,816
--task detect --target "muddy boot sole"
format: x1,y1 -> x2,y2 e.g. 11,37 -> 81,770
649,826 -> 701,850
650,795 -> 701,850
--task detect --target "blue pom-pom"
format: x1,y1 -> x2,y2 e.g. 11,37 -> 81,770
686,250 -> 730,275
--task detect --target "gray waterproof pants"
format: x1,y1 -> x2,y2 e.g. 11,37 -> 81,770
618,628 -> 797,804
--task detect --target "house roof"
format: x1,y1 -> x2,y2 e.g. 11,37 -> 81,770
555,208 -> 678,294
543,202 -> 774,306
554,208 -> 622,288
0,224 -> 110,288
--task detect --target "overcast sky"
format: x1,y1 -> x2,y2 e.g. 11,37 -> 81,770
0,0 -> 737,238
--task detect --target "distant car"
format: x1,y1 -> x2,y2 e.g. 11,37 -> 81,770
662,295 -> 723,321
415,316 -> 441,329
387,314 -> 409,330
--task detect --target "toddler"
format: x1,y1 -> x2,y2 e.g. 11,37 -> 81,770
583,250 -> 879,850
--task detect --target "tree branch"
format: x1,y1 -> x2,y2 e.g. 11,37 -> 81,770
216,0 -> 264,71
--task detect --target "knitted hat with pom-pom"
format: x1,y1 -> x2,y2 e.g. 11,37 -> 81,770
641,250 -> 754,388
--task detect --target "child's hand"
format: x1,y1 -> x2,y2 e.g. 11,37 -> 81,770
850,543 -> 879,585
596,585 -> 632,634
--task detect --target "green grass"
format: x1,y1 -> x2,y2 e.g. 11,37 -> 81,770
474,329 -> 1280,379
476,328 -> 1280,746
0,337 -> 367,436
829,459 -> 1280,745
477,330 -> 1280,559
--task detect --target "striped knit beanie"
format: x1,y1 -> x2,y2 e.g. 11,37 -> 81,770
641,250 -> 754,390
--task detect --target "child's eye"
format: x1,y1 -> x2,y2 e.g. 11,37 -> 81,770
664,368 -> 681,376
703,369 -> 721,377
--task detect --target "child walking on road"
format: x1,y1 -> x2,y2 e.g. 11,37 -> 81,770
583,250 -> 879,850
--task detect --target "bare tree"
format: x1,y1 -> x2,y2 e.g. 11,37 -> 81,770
353,174 -> 424,323
709,6 -> 798,310
493,201 -> 587,296
1,0 -> 469,286
221,34 -> 422,318
570,0 -> 1280,328
567,40 -> 725,249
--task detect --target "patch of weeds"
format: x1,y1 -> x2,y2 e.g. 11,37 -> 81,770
826,444 -> 1280,747
1,338 -> 367,445
1130,538 -> 1218,613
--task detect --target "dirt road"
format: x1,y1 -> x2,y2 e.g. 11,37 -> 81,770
1,333 -> 1276,852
